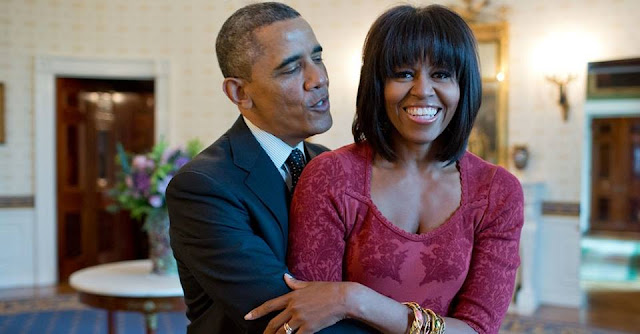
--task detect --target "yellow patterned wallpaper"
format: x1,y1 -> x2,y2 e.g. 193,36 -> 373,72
0,0 -> 639,203
506,0 -> 640,200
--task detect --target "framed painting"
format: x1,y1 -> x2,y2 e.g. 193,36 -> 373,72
467,22 -> 509,166
587,58 -> 640,99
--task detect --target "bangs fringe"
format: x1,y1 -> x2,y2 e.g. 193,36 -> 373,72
379,7 -> 469,79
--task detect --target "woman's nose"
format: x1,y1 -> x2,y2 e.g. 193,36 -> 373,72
411,75 -> 435,98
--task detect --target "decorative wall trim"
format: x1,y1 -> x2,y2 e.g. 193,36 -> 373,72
35,55 -> 171,286
0,82 -> 5,144
581,98 -> 640,232
0,196 -> 34,208
542,201 -> 580,216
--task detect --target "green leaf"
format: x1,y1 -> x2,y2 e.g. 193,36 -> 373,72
150,137 -> 168,162
116,143 -> 131,174
186,138 -> 203,158
106,204 -> 120,213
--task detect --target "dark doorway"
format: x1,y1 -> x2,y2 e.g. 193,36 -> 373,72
590,117 -> 640,235
56,78 -> 155,281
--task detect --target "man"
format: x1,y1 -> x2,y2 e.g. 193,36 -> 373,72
167,3 -> 371,333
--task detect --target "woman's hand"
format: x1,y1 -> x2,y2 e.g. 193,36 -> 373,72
245,274 -> 356,334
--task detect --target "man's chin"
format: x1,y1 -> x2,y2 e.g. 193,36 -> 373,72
311,116 -> 333,136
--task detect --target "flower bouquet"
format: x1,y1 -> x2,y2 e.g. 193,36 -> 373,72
109,138 -> 201,275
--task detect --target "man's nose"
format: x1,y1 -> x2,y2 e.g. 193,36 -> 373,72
304,63 -> 328,91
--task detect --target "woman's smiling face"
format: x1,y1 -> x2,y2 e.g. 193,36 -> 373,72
384,58 -> 460,147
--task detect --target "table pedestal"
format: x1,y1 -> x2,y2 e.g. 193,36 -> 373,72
77,292 -> 185,334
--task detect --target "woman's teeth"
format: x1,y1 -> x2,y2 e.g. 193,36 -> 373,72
405,107 -> 438,117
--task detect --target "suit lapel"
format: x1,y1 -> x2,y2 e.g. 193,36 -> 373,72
304,142 -> 326,161
227,117 -> 289,238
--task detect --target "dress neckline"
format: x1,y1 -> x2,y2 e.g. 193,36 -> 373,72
362,144 -> 468,241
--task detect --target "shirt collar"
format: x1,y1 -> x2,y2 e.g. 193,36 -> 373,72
244,116 -> 306,171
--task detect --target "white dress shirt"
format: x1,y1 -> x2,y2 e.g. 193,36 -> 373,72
244,116 -> 307,190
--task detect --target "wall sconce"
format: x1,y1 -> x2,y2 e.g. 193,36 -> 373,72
534,29 -> 597,122
512,144 -> 530,170
546,74 -> 575,122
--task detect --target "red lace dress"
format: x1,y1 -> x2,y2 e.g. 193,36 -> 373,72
288,143 -> 524,334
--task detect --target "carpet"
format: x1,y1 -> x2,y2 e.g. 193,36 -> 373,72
500,314 -> 627,334
0,295 -> 187,334
0,295 -> 628,334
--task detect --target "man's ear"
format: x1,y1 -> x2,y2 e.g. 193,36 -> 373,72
222,78 -> 253,110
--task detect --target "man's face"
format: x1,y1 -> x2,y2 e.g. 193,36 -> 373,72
242,17 -> 332,146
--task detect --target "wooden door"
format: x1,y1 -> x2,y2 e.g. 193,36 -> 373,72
590,117 -> 640,233
56,78 -> 155,281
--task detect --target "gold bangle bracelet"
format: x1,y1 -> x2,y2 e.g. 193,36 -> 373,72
420,308 -> 431,334
438,314 -> 446,334
429,311 -> 445,334
424,308 -> 438,334
402,302 -> 425,334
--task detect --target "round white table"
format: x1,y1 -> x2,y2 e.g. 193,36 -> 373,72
69,260 -> 186,334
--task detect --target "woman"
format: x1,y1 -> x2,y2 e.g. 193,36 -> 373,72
250,4 -> 523,334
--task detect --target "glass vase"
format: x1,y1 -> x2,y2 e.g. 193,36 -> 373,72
144,208 -> 178,275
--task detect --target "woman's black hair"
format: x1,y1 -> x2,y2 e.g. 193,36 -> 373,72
352,4 -> 482,165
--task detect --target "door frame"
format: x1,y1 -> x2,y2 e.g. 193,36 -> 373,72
35,56 -> 170,285
580,98 -> 640,234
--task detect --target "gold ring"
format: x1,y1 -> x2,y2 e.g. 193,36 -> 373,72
283,322 -> 293,334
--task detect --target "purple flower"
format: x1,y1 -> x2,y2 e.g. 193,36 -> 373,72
162,148 -> 180,164
175,156 -> 190,169
132,155 -> 148,170
132,171 -> 151,194
148,195 -> 163,208
145,159 -> 155,169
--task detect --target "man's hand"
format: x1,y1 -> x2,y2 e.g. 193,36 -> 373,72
245,274 -> 357,334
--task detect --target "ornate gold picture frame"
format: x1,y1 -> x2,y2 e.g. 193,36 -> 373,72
0,83 -> 4,144
467,22 -> 509,166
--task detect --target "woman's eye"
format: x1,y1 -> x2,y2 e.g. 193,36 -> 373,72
393,71 -> 413,79
433,71 -> 452,79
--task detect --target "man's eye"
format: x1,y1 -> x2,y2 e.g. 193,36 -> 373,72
282,65 -> 301,75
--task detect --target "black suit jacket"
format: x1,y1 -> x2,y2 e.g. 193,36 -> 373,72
167,117 -> 373,333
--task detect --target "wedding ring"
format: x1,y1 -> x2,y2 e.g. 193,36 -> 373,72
283,322 -> 293,334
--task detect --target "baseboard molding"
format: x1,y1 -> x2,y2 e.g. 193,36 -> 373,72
0,196 -> 34,208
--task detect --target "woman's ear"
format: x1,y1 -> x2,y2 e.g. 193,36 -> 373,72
222,78 -> 253,109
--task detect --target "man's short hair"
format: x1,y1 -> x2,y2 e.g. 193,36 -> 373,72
215,2 -> 301,80
352,4 -> 482,165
